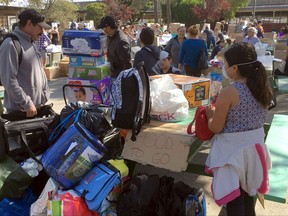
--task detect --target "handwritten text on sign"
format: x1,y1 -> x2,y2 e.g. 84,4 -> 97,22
122,127 -> 192,172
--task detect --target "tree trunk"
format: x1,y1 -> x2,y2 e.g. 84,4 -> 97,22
154,0 -> 159,23
166,0 -> 171,27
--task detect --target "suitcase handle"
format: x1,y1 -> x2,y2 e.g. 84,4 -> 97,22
62,84 -> 104,105
20,130 -> 44,164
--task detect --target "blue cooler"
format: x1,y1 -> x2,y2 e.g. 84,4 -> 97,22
42,122 -> 108,189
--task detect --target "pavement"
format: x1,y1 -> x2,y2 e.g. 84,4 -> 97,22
48,76 -> 288,216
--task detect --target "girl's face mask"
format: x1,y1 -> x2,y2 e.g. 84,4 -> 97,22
222,64 -> 233,80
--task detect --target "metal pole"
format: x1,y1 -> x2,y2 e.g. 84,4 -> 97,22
252,0 -> 257,20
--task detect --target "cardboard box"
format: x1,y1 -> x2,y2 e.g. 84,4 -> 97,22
68,63 -> 110,80
169,23 -> 185,34
150,74 -> 210,108
69,56 -> 105,67
59,62 -> 69,77
121,122 -> 193,172
62,30 -> 107,56
66,77 -> 110,105
44,66 -> 61,80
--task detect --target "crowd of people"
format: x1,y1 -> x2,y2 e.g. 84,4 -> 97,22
0,9 -> 283,216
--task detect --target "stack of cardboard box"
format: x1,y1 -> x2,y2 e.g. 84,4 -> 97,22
59,56 -> 69,77
61,30 -> 110,105
169,23 -> 185,35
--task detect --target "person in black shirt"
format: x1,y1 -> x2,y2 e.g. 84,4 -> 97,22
97,16 -> 132,79
159,51 -> 181,74
133,27 -> 160,76
203,26 -> 215,49
210,40 -> 226,60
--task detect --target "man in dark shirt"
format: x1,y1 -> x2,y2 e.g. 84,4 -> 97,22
133,27 -> 160,76
203,26 -> 215,49
97,16 -> 132,78
210,40 -> 226,60
159,51 -> 181,74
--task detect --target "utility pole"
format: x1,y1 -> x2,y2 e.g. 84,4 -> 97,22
252,0 -> 257,20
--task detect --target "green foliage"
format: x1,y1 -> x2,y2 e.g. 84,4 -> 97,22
162,1 -> 201,27
225,0 -> 250,18
0,0 -> 11,5
85,3 -> 107,26
129,0 -> 152,23
177,0 -> 202,4
47,0 -> 78,24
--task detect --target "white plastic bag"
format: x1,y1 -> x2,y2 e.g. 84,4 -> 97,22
150,75 -> 189,122
30,178 -> 59,216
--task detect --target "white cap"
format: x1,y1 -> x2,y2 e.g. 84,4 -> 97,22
160,50 -> 170,60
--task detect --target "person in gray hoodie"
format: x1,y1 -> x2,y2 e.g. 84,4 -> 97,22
0,9 -> 50,116
133,27 -> 160,76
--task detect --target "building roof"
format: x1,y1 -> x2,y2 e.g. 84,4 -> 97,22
238,4 -> 288,12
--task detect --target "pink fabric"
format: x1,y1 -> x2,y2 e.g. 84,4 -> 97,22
211,181 -> 241,206
205,166 -> 213,174
255,143 -> 269,194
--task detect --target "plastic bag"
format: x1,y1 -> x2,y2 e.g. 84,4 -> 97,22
150,75 -> 189,122
30,178 -> 59,216
47,190 -> 98,216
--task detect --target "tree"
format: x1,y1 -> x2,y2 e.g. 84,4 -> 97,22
166,0 -> 171,26
225,0 -> 250,18
26,0 -> 78,28
27,0 -> 57,12
85,3 -> 107,27
104,0 -> 134,24
0,0 -> 12,5
103,0 -> 154,24
192,0 -> 231,23
128,0 -> 153,23
45,0 -> 78,26
192,0 -> 250,22
161,0 -> 201,27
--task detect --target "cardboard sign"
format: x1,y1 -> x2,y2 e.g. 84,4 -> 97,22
122,124 -> 193,172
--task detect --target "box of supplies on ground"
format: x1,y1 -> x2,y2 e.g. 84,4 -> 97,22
69,56 -> 105,67
65,77 -> 110,105
62,30 -> 107,56
68,63 -> 110,80
44,66 -> 60,80
150,74 -> 210,108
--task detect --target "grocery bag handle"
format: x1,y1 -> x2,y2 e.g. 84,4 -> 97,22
48,108 -> 83,142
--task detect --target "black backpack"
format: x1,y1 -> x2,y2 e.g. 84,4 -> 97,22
117,174 -> 206,216
116,174 -> 161,216
110,62 -> 151,141
0,33 -> 22,85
